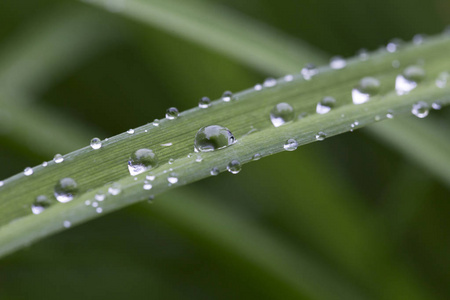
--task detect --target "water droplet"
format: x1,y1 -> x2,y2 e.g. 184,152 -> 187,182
127,129 -> 134,134
263,77 -> 277,88
411,101 -> 430,118
85,200 -> 91,206
0,181 -> 3,187
92,201 -> 99,208
53,154 -> 64,164
194,125 -> 236,152
315,132 -> 327,141
31,195 -> 52,215
284,139 -> 298,151
167,173 -> 178,184
153,119 -> 160,126
386,110 -> 395,119
301,64 -> 318,80
63,220 -> 71,228
195,155 -> 203,163
413,34 -> 426,45
54,178 -> 78,203
316,97 -> 336,114
166,107 -> 179,119
95,193 -> 105,201
330,56 -> 346,69
146,174 -> 156,181
24,167 -> 33,176
168,158 -> 175,164
386,38 -> 402,53
143,180 -> 153,190
199,97 -> 211,108
90,137 -> 102,150
270,103 -> 295,127
252,153 -> 261,160
254,84 -> 263,91
435,71 -> 449,88
108,183 -> 121,195
432,101 -> 442,110
96,207 -> 103,214
128,148 -> 158,176
161,142 -> 173,147
284,74 -> 294,82
222,91 -> 233,102
395,65 -> 425,95
42,162 -> 48,167
352,77 -> 381,105
210,167 -> 220,176
227,160 -> 241,174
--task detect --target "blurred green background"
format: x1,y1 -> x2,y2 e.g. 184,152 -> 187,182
1,0 -> 450,299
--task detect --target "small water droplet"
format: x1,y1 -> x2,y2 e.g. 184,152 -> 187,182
301,63 -> 318,80
63,221 -> 71,228
127,129 -> 134,134
0,181 -> 3,187
435,71 -> 449,88
375,115 -> 382,121
263,77 -> 277,88
386,110 -> 395,119
386,38 -> 402,53
199,97 -> 211,108
411,101 -> 430,118
252,153 -> 261,160
254,84 -> 263,91
166,107 -> 179,119
194,125 -> 236,152
85,200 -> 91,206
96,207 -> 103,214
222,91 -> 233,102
42,162 -> 48,167
90,137 -> 102,150
92,201 -> 99,208
357,48 -> 369,60
227,160 -> 241,174
315,132 -> 327,141
352,77 -> 381,105
168,158 -> 175,164
167,173 -> 178,184
153,119 -> 160,126
395,65 -> 425,95
143,181 -> 153,190
330,56 -> 346,69
108,183 -> 121,195
316,97 -> 336,114
31,195 -> 52,215
210,167 -> 220,176
128,148 -> 158,176
284,74 -> 294,82
413,34 -> 426,45
54,178 -> 78,203
53,154 -> 64,164
161,142 -> 173,147
24,167 -> 33,176
95,193 -> 105,201
284,139 -> 298,151
146,174 -> 156,181
195,155 -> 203,163
432,101 -> 442,110
270,103 -> 295,127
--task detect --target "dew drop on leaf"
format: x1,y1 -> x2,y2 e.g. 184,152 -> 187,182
352,77 -> 381,105
166,107 -> 179,119
395,65 -> 425,95
54,178 -> 78,203
31,195 -> 52,215
194,125 -> 236,152
270,103 -> 295,127
227,160 -> 241,174
283,139 -> 298,151
90,137 -> 102,150
411,101 -> 430,118
316,97 -> 336,114
128,149 -> 158,176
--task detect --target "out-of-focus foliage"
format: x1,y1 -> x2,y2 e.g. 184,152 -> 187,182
0,0 -> 449,299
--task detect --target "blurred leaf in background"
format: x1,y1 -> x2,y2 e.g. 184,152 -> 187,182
0,0 -> 450,299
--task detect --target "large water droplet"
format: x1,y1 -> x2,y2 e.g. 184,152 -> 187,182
411,101 -> 430,118
198,97 -> 211,108
54,154 -> 64,164
330,56 -> 346,69
128,149 -> 158,176
54,178 -> 78,203
153,119 -> 160,126
316,97 -> 336,114
24,167 -> 33,176
352,77 -> 381,105
166,107 -> 179,119
395,65 -> 425,95
435,71 -> 449,88
194,125 -> 236,152
301,64 -> 318,80
90,137 -> 102,150
222,91 -> 233,102
227,160 -> 241,174
127,129 -> 134,134
270,103 -> 295,127
284,139 -> 298,151
31,195 -> 52,215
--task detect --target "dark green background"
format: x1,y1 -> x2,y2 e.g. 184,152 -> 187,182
0,0 -> 449,299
